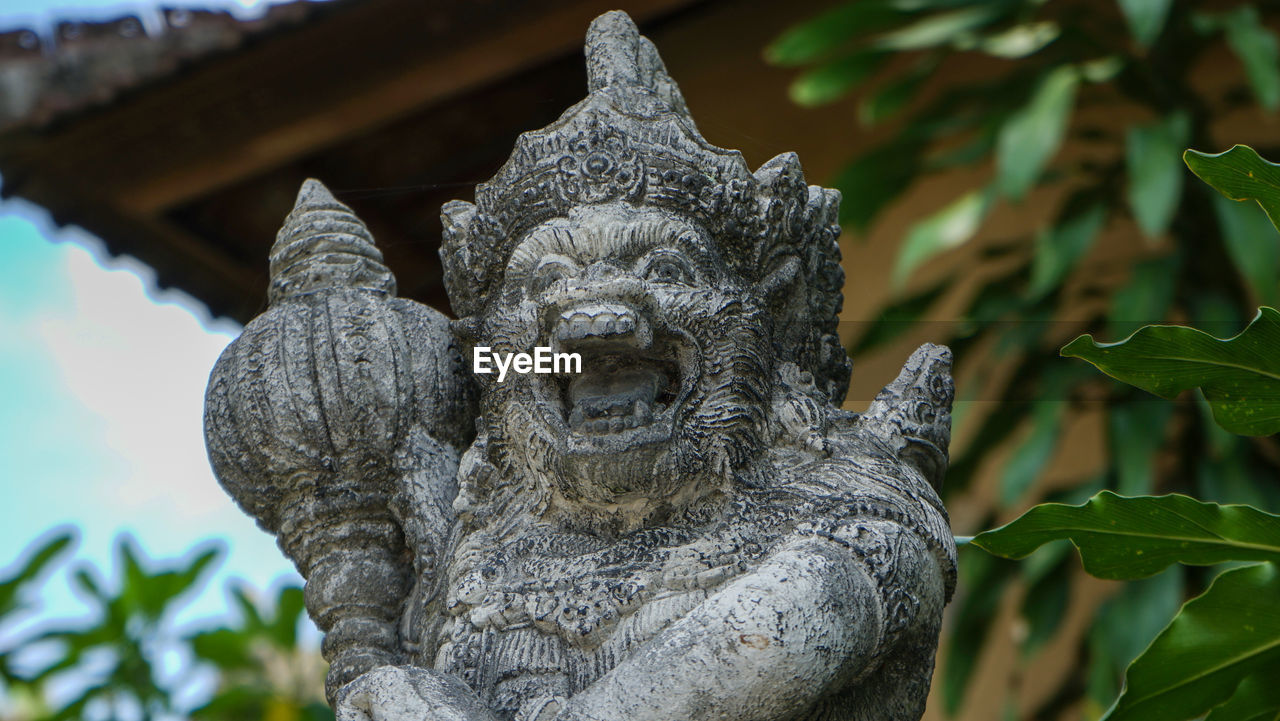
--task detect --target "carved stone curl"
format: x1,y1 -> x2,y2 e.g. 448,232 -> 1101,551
205,11 -> 956,721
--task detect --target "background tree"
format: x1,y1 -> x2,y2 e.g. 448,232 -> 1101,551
770,1 -> 1280,718
0,534 -> 328,721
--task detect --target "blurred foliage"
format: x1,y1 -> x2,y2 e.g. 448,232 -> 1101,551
771,0 -> 1280,718
0,532 -> 328,721
976,493 -> 1280,721
986,146 -> 1280,721
189,585 -> 330,721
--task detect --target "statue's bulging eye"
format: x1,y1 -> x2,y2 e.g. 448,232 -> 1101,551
528,257 -> 578,296
640,253 -> 695,285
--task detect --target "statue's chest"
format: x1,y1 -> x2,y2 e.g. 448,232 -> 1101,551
434,509 -> 792,715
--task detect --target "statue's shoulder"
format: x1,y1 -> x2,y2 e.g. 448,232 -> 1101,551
764,411 -> 950,537
810,344 -> 954,495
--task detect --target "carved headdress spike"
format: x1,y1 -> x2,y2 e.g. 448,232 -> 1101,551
584,10 -> 693,126
269,178 -> 396,304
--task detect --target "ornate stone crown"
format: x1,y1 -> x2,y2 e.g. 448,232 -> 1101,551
440,11 -> 851,402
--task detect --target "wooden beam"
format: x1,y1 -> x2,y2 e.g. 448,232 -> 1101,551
6,0 -> 699,218
11,172 -> 267,322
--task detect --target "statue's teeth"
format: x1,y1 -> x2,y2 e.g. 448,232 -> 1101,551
590,314 -> 615,335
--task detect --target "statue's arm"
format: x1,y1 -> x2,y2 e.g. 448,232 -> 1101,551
328,301 -> 483,719
556,522 -> 946,721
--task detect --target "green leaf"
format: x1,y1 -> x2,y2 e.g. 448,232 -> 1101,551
766,1 -> 905,66
1185,145 -> 1280,232
1018,543 -> 1072,657
972,491 -> 1280,579
789,52 -> 887,107
893,186 -> 994,286
1196,434 -> 1280,513
1189,10 -> 1222,36
1000,400 -> 1065,505
1064,306 -> 1280,436
1211,191 -> 1280,308
0,530 -> 74,617
994,296 -> 1053,354
1221,6 -> 1280,111
925,126 -> 998,170
124,542 -> 220,622
1116,0 -> 1173,47
1103,563 -> 1280,721
962,265 -> 1031,328
1195,386 -> 1242,460
1204,671 -> 1280,721
946,398 -> 1030,494
1126,112 -> 1190,238
192,686 -> 273,720
1027,200 -> 1106,300
271,585 -> 306,649
1080,55 -> 1124,83
996,65 -> 1080,200
303,700 -> 337,721
231,585 -> 266,631
191,628 -> 255,670
71,567 -> 105,601
976,21 -> 1060,59
872,5 -> 1006,51
998,362 -> 1094,504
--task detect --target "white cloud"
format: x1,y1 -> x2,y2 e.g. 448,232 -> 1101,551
1,204 -> 296,625
39,241 -> 237,518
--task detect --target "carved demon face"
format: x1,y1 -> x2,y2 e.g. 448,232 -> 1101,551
473,202 -> 772,511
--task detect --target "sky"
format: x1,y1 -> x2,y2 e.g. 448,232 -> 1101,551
0,197 -> 299,622
0,0 -> 315,669
0,0 -> 294,37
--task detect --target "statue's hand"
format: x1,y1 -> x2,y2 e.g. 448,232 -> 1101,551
336,666 -> 499,721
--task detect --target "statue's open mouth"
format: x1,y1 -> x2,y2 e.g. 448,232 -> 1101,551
562,352 -> 680,434
534,301 -> 693,448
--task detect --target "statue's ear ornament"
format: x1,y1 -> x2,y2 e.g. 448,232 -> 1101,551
439,11 -> 851,401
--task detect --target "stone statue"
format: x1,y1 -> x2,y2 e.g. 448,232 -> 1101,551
204,11 -> 955,721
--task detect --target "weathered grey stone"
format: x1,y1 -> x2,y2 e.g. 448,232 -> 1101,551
205,10 -> 956,721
